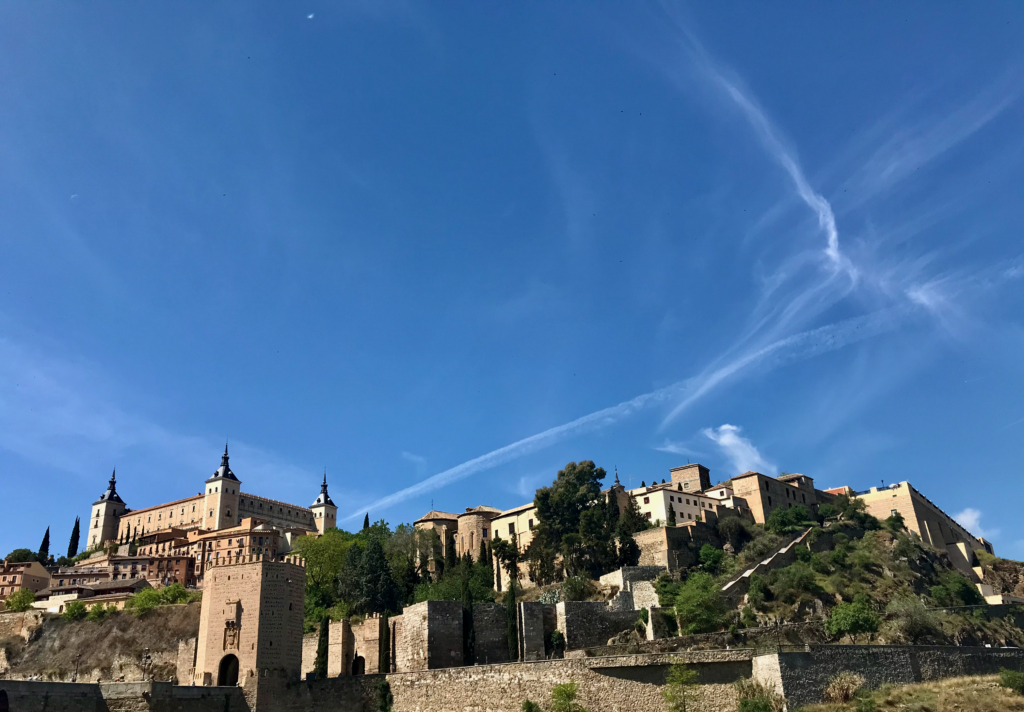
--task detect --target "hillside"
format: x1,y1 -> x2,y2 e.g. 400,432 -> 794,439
0,602 -> 199,682
653,511 -> 1024,648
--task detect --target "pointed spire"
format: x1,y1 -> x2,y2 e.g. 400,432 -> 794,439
312,468 -> 334,507
96,468 -> 124,504
614,466 -> 620,486
209,443 -> 239,482
222,441 -> 230,466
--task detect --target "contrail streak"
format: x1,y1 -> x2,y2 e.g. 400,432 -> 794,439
345,309 -> 899,520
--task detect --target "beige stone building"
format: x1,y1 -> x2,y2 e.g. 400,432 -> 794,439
852,482 -> 993,572
0,559 -> 50,599
76,447 -> 337,591
192,554 -> 306,686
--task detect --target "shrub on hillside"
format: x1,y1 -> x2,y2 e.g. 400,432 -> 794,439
662,663 -> 699,712
521,701 -> 542,712
124,584 -> 201,616
62,600 -> 87,621
86,603 -> 117,621
825,595 -> 879,640
4,588 -> 35,612
562,576 -> 593,602
674,572 -> 727,634
765,505 -> 813,534
999,668 -> 1024,696
747,574 -> 769,610
742,532 -> 782,562
770,562 -> 819,603
930,571 -> 984,607
699,544 -> 724,575
885,597 -> 941,643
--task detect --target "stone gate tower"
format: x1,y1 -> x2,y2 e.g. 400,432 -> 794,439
193,554 -> 306,688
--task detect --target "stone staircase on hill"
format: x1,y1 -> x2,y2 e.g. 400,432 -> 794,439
719,528 -> 813,605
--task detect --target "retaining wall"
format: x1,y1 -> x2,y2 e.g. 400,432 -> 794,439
755,644 -> 1024,708
0,680 -> 247,712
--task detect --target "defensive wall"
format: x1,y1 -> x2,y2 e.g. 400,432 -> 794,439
3,645 -> 1024,711
754,644 -> 1024,709
0,680 -> 246,712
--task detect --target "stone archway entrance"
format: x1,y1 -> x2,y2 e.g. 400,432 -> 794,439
352,655 -> 365,675
0,689 -> 8,712
218,654 -> 240,686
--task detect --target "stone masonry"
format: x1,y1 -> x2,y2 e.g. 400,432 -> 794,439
192,554 -> 306,686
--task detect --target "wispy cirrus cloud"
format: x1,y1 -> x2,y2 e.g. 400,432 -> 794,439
702,424 -> 776,476
0,329 -> 316,501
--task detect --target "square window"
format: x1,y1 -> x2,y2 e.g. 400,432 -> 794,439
643,497 -> 650,504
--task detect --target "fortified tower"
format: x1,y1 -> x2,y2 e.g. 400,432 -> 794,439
88,470 -> 127,549
669,463 -> 711,493
310,470 -> 337,535
192,554 -> 306,688
203,445 -> 241,531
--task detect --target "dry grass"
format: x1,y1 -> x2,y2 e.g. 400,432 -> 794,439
823,672 -> 865,703
797,674 -> 1024,712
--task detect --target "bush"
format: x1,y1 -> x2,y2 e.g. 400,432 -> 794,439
825,596 -> 879,640
740,606 -> 758,628
522,702 -> 542,712
742,533 -> 781,562
674,572 -> 727,634
770,562 -> 818,603
765,505 -> 812,534
562,576 -> 592,602
734,677 -> 785,712
824,671 -> 866,702
551,681 -> 588,712
885,597 -> 940,643
747,574 -> 769,610
87,603 -> 116,621
793,544 -> 811,563
62,600 -> 88,621
4,588 -> 35,612
699,544 -> 724,574
999,668 -> 1024,696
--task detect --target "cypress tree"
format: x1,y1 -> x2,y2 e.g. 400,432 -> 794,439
38,527 -> 50,562
461,566 -> 475,665
379,614 -> 391,673
504,579 -> 518,662
667,505 -> 677,526
314,615 -> 330,678
361,538 -> 400,615
444,531 -> 458,572
362,513 -> 370,531
67,517 -> 81,558
605,491 -> 620,528
478,540 -> 488,566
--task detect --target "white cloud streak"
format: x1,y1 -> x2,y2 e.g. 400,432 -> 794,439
702,424 -> 775,476
345,309 -> 900,519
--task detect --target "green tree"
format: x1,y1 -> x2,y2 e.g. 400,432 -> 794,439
522,701 -> 542,712
63,599 -> 88,621
674,572 -> 727,634
444,531 -> 458,573
699,544 -> 724,575
337,543 -> 364,608
38,527 -> 50,562
87,603 -> 116,621
666,505 -> 677,526
551,681 -> 588,712
4,548 -> 35,563
882,511 -> 906,532
362,537 -> 401,615
314,615 -> 329,678
461,563 -> 476,665
4,588 -> 35,612
504,580 -> 519,661
67,517 -> 81,559
363,513 -> 370,531
124,587 -> 164,616
616,530 -> 641,567
825,595 -> 879,640
617,494 -> 648,536
662,663 -> 699,712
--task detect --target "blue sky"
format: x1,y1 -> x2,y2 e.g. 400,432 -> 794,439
1,3 -> 1021,560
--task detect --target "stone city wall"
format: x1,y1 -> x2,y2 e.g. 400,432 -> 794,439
597,566 -> 664,592
0,680 -> 247,712
473,602 -> 510,665
756,644 -> 1024,708
556,602 -> 637,651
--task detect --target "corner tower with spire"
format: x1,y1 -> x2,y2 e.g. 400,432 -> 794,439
203,443 -> 242,530
89,469 -> 127,549
310,469 -> 337,535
